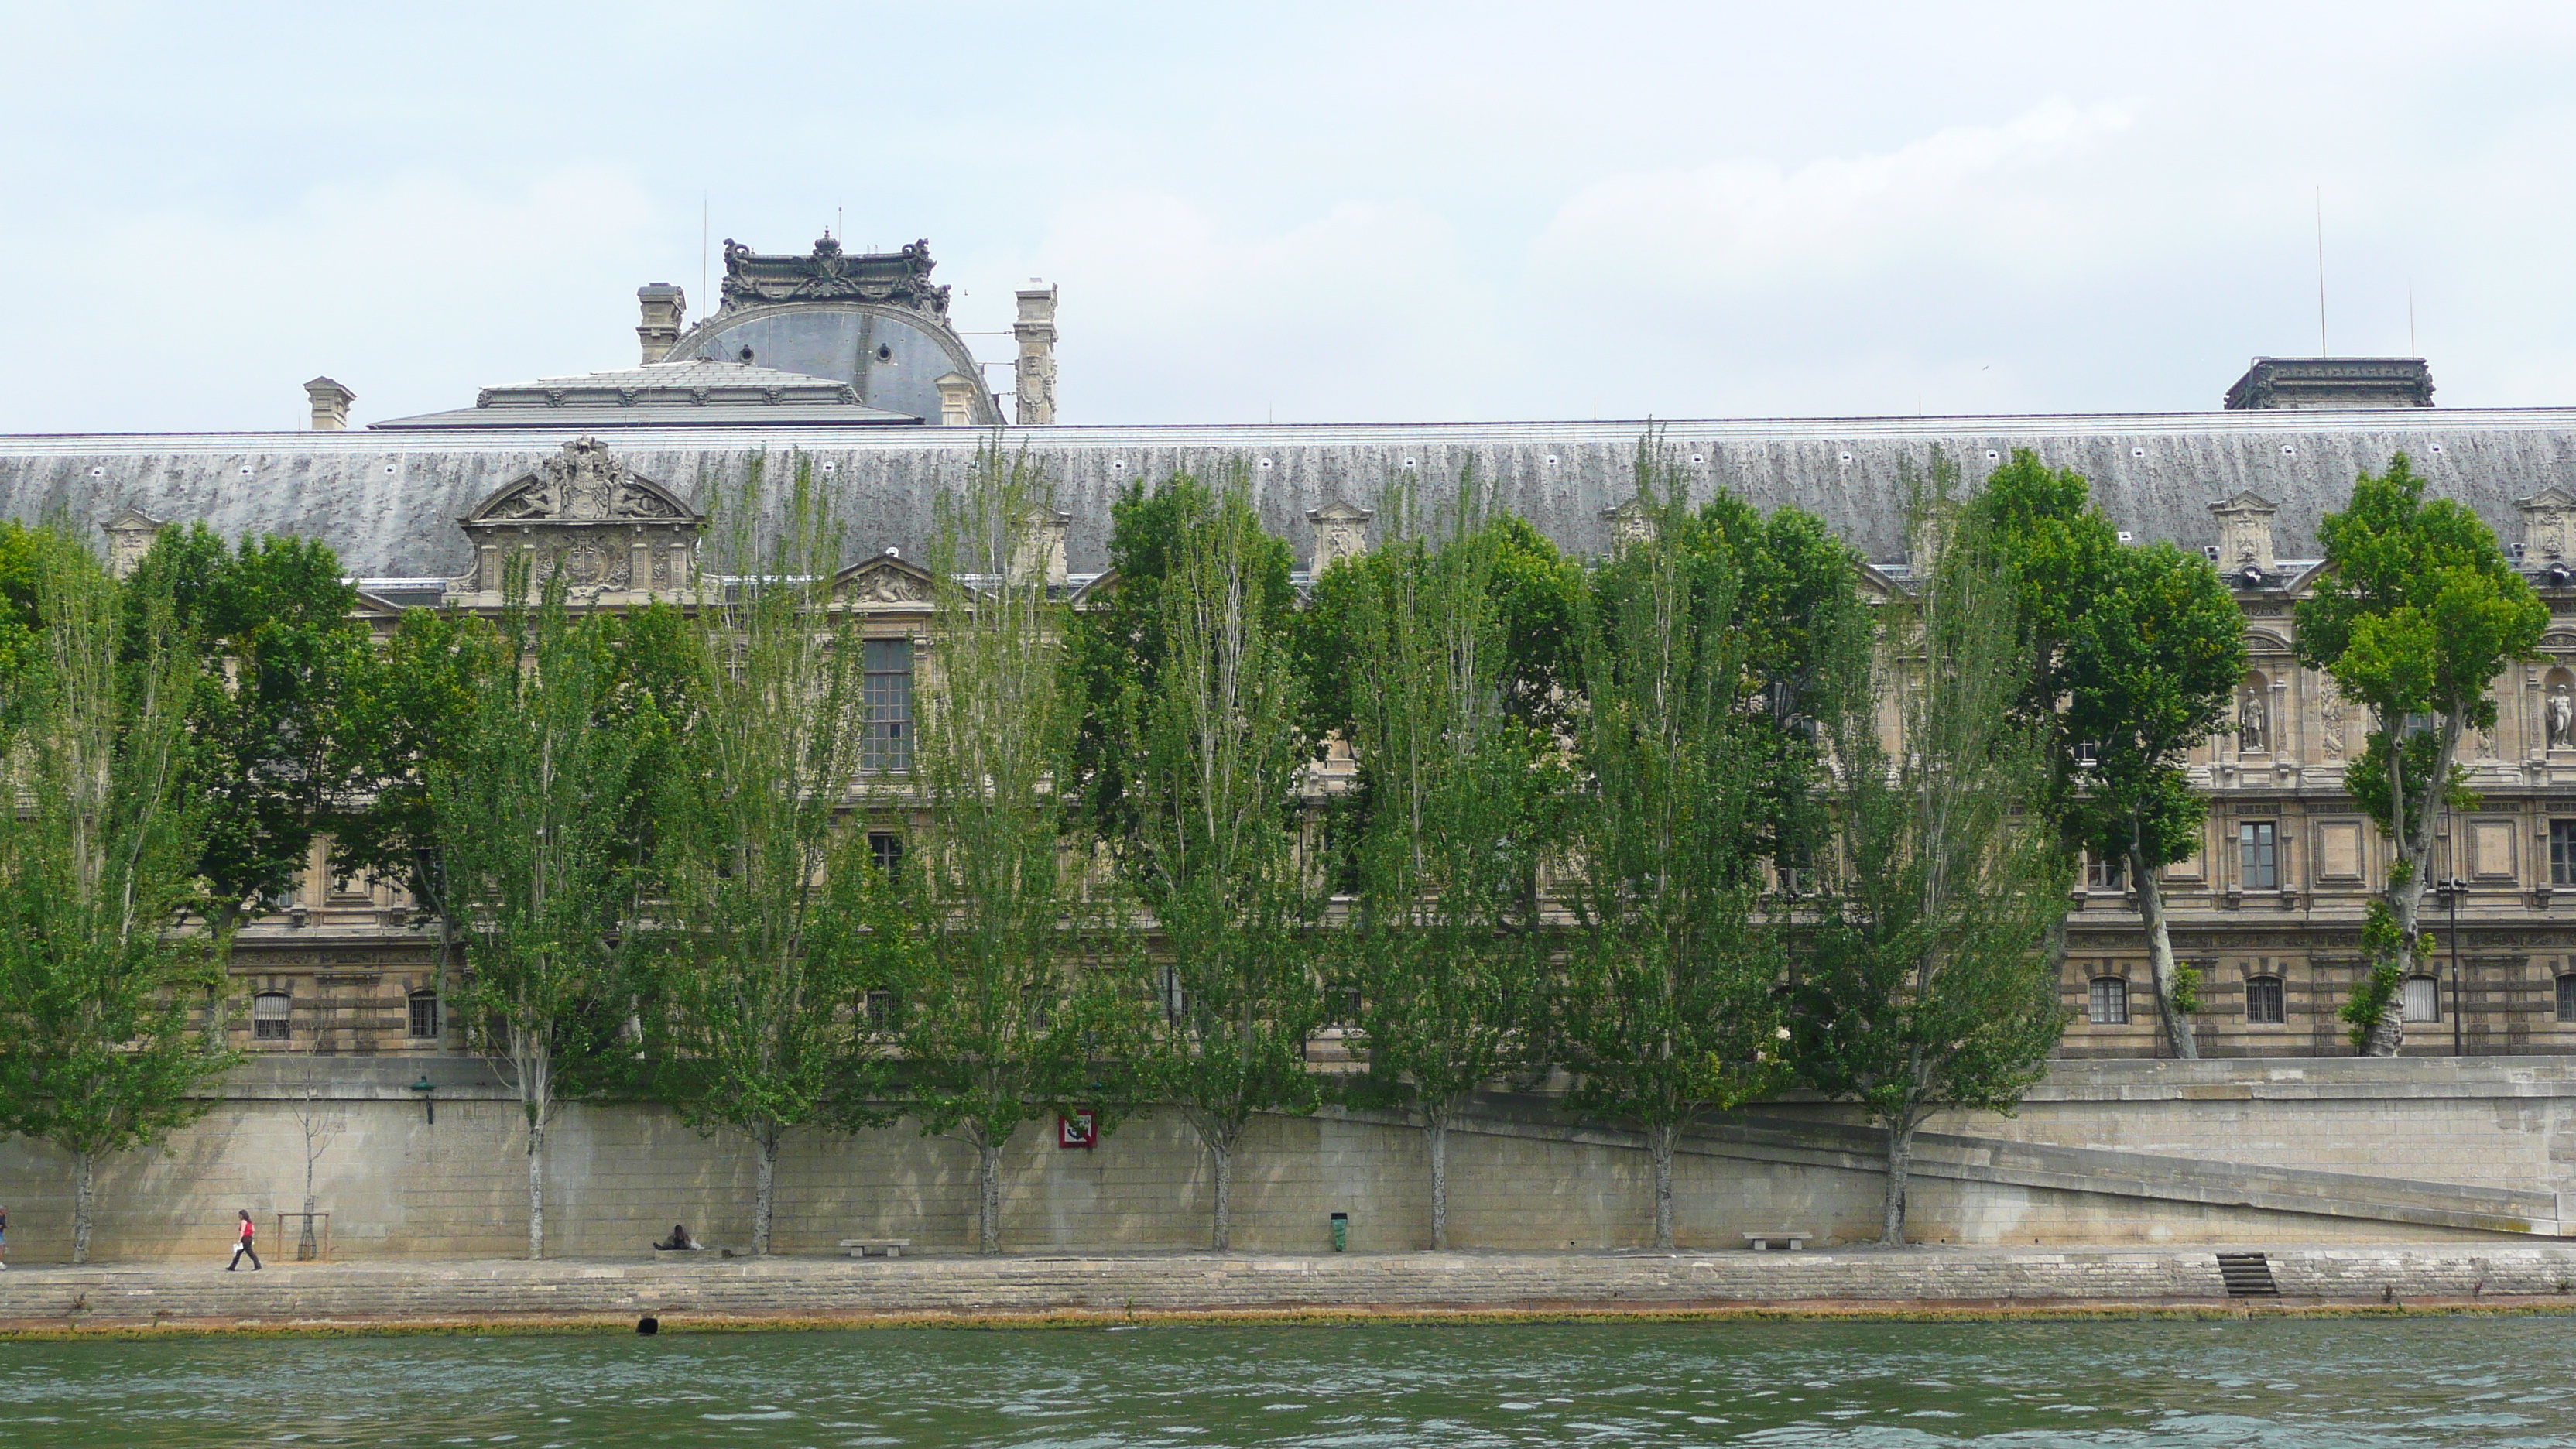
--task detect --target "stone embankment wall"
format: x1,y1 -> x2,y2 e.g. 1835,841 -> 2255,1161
3,1057 -> 2573,1263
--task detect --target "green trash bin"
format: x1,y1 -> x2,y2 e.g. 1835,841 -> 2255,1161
1331,1211 -> 1348,1252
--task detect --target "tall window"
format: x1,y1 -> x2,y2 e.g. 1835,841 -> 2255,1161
407,991 -> 441,1040
2246,975 -> 2285,1024
2557,974 -> 2576,1023
253,991 -> 292,1041
861,639 -> 913,772
2086,853 -> 2126,892
868,831 -> 905,878
2238,820 -> 2278,890
2552,820 -> 2576,887
2088,976 -> 2129,1025
2402,975 -> 2440,1023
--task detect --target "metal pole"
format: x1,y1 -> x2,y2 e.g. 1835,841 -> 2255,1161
2451,879 -> 2465,1057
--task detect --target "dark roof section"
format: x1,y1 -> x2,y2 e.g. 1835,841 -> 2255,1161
5,409 -> 2571,581
371,359 -> 920,430
2225,357 -> 2435,411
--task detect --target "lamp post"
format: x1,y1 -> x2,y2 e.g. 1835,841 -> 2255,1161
409,1074 -> 437,1125
2432,876 -> 2467,1057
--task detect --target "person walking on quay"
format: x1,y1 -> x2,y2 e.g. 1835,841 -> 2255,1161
228,1210 -> 262,1271
1,1203 -> 9,1269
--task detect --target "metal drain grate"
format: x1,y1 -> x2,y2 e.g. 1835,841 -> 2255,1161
2217,1252 -> 2280,1297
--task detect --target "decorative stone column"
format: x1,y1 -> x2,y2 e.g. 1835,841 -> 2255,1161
1307,500 -> 1373,572
936,372 -> 978,427
1013,283 -> 1058,426
304,377 -> 354,431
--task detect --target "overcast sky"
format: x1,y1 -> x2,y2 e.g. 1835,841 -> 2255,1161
4,2 -> 2571,432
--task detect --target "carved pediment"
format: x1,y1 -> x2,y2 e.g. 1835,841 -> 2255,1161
2520,488 -> 2576,564
834,551 -> 938,606
463,437 -> 697,526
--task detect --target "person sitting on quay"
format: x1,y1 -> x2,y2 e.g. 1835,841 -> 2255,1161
654,1224 -> 701,1252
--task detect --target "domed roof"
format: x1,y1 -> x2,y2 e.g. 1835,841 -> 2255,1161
659,235 -> 1004,426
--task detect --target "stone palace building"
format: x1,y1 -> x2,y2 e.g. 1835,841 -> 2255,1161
7,236 -> 2576,1063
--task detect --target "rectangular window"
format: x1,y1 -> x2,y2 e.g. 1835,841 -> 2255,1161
2402,975 -> 2439,1023
253,992 -> 292,1041
861,639 -> 913,772
2246,976 -> 2285,1024
868,831 -> 905,878
406,993 -> 440,1040
2088,977 -> 2129,1025
2086,853 -> 2126,892
2238,821 -> 2278,890
865,989 -> 896,1029
2552,821 -> 2576,888
2558,975 -> 2576,1023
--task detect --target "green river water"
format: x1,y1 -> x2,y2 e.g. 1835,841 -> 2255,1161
3,1315 -> 2573,1447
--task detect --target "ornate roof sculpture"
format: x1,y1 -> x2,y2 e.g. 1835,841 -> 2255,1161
719,235 -> 951,319
450,437 -> 704,599
2225,357 -> 2435,410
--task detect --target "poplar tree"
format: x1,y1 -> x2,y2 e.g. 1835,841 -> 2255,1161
1116,471 -> 1323,1251
1558,455 -> 1793,1252
0,525 -> 237,1262
893,444 -> 1134,1253
2294,454 -> 2544,1053
435,565 -> 658,1259
1329,482 -> 1558,1249
1800,471 -> 2068,1244
651,461 -> 892,1255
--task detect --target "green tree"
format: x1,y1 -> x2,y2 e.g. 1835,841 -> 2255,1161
1328,482 -> 1560,1249
434,565 -> 658,1259
1798,473 -> 2069,1244
1115,469 -> 1324,1250
128,526 -> 375,938
2294,454 -> 2546,1053
1972,452 -> 2245,1056
1558,455 -> 1797,1251
650,461 -> 896,1255
0,525 -> 238,1262
891,444 -> 1138,1253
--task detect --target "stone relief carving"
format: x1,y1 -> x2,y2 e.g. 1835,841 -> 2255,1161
486,437 -> 684,522
718,235 -> 952,317
2317,675 -> 2345,760
848,567 -> 929,605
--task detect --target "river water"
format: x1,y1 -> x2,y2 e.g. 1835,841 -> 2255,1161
3,1315 -> 2572,1447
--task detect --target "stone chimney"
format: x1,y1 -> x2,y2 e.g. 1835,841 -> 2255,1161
1011,502 -> 1070,587
1601,495 -> 1656,550
636,283 -> 687,364
2519,488 -> 2576,567
303,377 -> 353,431
1307,500 -> 1373,572
104,505 -> 169,580
1013,283 -> 1058,426
935,372 -> 978,427
2208,491 -> 2279,579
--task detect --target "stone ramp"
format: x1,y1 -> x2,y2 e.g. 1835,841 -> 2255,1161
7,1246 -> 2576,1331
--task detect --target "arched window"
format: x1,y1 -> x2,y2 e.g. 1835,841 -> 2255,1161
406,990 -> 441,1040
2245,975 -> 2286,1025
2402,975 -> 2440,1023
252,991 -> 292,1041
2088,976 -> 2128,1025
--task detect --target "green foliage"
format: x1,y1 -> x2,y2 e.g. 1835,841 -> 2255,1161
329,607 -> 501,916
0,520 -> 41,722
0,525 -> 241,1262
128,525 -> 376,928
2167,963 -> 2203,1018
2341,961 -> 2405,1053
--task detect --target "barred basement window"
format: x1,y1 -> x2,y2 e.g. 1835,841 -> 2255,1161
2088,976 -> 2129,1025
2558,974 -> 2576,1023
2553,820 -> 2576,887
865,989 -> 896,1029
861,639 -> 913,772
253,991 -> 292,1041
1325,982 -> 1362,1026
2402,975 -> 2440,1023
407,991 -> 440,1040
2246,975 -> 2286,1024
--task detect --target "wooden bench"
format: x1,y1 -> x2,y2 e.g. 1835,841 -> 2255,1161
1743,1230 -> 1810,1252
841,1238 -> 912,1259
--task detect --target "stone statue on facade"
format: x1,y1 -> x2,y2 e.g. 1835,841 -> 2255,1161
2238,687 -> 2268,754
2550,685 -> 2576,750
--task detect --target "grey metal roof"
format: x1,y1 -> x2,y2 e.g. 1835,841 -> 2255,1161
372,358 -> 920,430
4,408 -> 2571,581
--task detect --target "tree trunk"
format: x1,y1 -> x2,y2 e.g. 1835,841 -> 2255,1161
977,1139 -> 1002,1254
1211,1136 -> 1235,1252
298,1194 -> 319,1262
1649,1121 -> 1677,1251
526,1120 -> 546,1261
1426,1117 -> 1449,1252
1881,1120 -> 1912,1245
70,1150 -> 96,1265
752,1128 -> 778,1256
2131,841 -> 2196,1059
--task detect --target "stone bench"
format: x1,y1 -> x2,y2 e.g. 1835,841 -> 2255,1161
841,1238 -> 913,1259
1742,1230 -> 1810,1252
